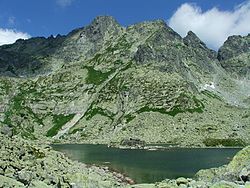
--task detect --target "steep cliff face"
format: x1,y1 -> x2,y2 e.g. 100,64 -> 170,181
218,34 -> 250,78
0,36 -> 66,76
0,16 -> 249,146
218,34 -> 250,61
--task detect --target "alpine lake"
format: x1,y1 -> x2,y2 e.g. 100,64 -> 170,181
52,144 -> 241,184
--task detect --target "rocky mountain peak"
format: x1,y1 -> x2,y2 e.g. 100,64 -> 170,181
91,15 -> 120,26
184,31 -> 206,48
140,19 -> 168,29
85,15 -> 122,35
217,34 -> 250,78
127,19 -> 180,38
218,34 -> 250,61
128,19 -> 166,30
67,15 -> 122,41
183,31 -> 216,60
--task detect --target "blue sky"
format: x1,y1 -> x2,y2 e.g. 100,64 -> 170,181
0,0 -> 250,49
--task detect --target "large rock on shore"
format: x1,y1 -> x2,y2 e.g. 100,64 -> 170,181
195,146 -> 250,183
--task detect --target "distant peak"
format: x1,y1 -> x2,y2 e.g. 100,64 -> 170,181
218,34 -> 250,61
128,19 -> 167,30
67,15 -> 121,38
185,31 -> 202,42
186,31 -> 197,37
149,19 -> 166,26
90,15 -> 120,27
184,31 -> 206,47
127,19 -> 181,39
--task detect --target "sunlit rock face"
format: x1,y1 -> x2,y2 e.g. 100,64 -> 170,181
0,16 -> 249,147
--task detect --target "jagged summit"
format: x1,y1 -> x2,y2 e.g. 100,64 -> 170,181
184,31 -> 206,47
67,15 -> 121,35
127,19 -> 182,40
91,15 -> 120,27
127,19 -> 167,30
218,34 -> 250,61
217,34 -> 250,78
85,15 -> 122,35
183,31 -> 217,60
0,15 -> 249,79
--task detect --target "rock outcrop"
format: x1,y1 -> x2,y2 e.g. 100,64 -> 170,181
218,34 -> 250,78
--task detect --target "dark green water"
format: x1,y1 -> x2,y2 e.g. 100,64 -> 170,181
52,144 -> 240,183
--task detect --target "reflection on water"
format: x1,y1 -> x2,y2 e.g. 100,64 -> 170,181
52,144 -> 240,183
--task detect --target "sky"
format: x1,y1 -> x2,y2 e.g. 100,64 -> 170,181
0,0 -> 250,50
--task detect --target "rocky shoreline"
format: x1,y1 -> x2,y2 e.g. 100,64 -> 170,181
107,138 -> 244,150
0,133 -> 249,187
0,133 -> 129,187
52,135 -> 248,150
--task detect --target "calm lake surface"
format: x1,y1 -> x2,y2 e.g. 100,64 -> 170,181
52,144 -> 241,183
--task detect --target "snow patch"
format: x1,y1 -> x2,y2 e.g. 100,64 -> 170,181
202,82 -> 215,90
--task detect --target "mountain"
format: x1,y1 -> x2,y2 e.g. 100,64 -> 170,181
218,34 -> 250,78
0,16 -> 249,147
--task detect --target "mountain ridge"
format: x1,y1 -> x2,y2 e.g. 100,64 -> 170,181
0,16 -> 248,78
0,15 -> 249,147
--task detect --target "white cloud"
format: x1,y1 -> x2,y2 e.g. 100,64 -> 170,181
168,1 -> 250,50
56,0 -> 74,8
0,28 -> 31,46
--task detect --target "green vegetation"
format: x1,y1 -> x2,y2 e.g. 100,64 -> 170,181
113,35 -> 132,50
0,79 -> 12,94
21,130 -> 37,140
190,96 -> 205,113
242,112 -> 250,119
46,114 -> 75,137
137,96 -> 204,117
203,138 -> 246,147
70,128 -> 83,134
85,107 -> 114,120
3,109 -> 12,126
124,114 -> 136,123
105,35 -> 132,53
89,53 -> 102,64
31,148 -> 46,159
137,105 -> 193,117
12,93 -> 24,111
84,66 -> 114,85
201,90 -> 223,101
3,88 -> 44,127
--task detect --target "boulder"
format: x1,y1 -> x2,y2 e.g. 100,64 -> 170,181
239,165 -> 250,182
28,180 -> 52,188
120,138 -> 146,147
210,181 -> 240,188
176,177 -> 189,185
0,175 -> 25,187
0,125 -> 13,137
17,170 -> 34,184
